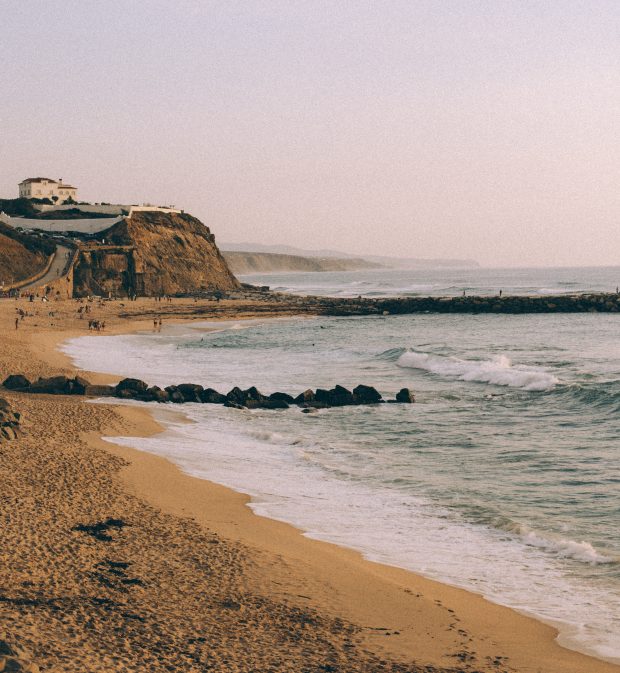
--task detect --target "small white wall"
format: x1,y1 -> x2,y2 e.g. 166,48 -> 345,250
0,212 -> 122,234
33,203 -> 128,215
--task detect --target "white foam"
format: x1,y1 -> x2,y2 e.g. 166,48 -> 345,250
397,351 -> 559,391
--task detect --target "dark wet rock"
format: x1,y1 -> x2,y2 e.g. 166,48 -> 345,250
226,386 -> 266,406
116,378 -> 148,394
395,388 -> 415,403
2,374 -> 31,390
246,398 -> 289,410
224,400 -> 246,409
301,407 -> 318,414
146,386 -> 169,403
164,386 -> 184,403
269,391 -> 296,404
316,385 -> 355,407
176,383 -> 204,402
29,375 -> 89,395
294,389 -> 315,404
116,389 -> 138,400
352,384 -> 383,404
84,384 -> 116,397
200,388 -> 227,404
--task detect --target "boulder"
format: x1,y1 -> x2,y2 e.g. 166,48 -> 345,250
294,389 -> 315,404
352,384 -> 383,404
116,389 -> 138,400
176,383 -> 204,402
200,388 -> 227,404
269,392 -> 295,404
164,386 -> 184,403
224,400 -> 246,409
246,398 -> 289,410
29,375 -> 87,395
395,387 -> 415,403
84,385 -> 116,397
2,375 -> 31,390
146,386 -> 169,403
226,386 -> 266,406
316,385 -> 354,407
226,386 -> 246,405
115,378 -> 148,394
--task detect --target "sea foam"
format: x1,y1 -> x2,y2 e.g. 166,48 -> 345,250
397,351 -> 559,391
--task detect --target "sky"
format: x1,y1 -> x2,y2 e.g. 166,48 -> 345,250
1,0 -> 619,267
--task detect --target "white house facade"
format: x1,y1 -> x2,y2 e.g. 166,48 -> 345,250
18,177 -> 78,203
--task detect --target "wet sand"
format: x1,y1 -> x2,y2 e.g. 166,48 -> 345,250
1,295 -> 618,673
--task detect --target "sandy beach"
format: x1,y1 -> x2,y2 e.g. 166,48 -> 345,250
1,295 -> 618,673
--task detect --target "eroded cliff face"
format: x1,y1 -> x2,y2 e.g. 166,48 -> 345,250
72,211 -> 240,297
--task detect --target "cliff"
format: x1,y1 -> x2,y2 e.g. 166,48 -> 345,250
72,211 -> 239,297
223,251 -> 381,274
0,222 -> 56,286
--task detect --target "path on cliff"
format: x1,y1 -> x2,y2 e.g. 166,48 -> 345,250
18,244 -> 72,291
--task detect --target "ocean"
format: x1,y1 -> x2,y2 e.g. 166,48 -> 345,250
63,266 -> 620,664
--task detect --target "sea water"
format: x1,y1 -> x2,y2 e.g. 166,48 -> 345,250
63,267 -> 620,663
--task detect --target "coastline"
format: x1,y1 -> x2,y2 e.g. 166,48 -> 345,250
1,296 -> 619,672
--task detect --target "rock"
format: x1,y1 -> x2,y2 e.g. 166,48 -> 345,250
145,386 -> 169,403
395,387 -> 415,403
116,389 -> 138,400
301,407 -> 318,414
84,385 -> 116,397
200,388 -> 227,404
246,399 -> 289,410
115,378 -> 148,394
176,383 -> 204,402
226,386 -> 266,406
29,375 -> 87,395
224,400 -> 246,409
269,392 -> 295,404
352,384 -> 382,404
2,375 -> 31,390
316,385 -> 354,407
294,389 -> 315,404
164,386 -> 184,403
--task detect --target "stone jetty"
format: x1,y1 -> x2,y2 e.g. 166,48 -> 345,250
3,375 -> 414,410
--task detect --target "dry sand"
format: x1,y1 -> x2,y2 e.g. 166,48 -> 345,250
1,295 -> 618,673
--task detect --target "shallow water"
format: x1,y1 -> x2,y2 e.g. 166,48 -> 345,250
63,267 -> 620,663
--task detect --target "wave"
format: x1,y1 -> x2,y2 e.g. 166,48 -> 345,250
397,350 -> 559,391
497,520 -> 615,565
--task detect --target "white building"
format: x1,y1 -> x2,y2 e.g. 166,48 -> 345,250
18,177 -> 78,203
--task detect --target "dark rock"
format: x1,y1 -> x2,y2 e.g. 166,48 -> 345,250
200,388 -> 227,404
2,374 -> 31,390
294,389 -> 315,404
84,384 -> 116,397
226,386 -> 246,405
352,384 -> 383,404
269,392 -> 295,404
116,389 -> 137,400
146,386 -> 169,403
246,399 -> 289,410
164,386 -> 184,403
316,385 -> 354,407
176,383 -> 204,402
224,400 -> 246,409
395,387 -> 415,403
29,375 -> 87,395
116,378 -> 148,394
226,386 -> 266,405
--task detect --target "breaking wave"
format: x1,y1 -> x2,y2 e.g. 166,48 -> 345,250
397,351 -> 559,391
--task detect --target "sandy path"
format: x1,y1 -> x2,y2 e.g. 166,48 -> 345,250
0,295 -> 618,673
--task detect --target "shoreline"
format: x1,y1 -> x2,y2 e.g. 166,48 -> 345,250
2,296 -> 619,672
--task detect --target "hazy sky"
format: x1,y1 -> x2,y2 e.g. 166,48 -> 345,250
1,1 -> 619,267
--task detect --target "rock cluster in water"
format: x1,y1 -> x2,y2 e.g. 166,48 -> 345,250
2,375 -> 414,410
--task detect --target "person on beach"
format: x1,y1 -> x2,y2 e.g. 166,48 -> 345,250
158,317 -> 163,331
15,317 -> 19,330
154,318 -> 158,332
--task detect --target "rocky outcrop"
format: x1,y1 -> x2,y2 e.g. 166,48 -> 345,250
3,374 -> 90,395
73,211 -> 239,297
223,251 -> 381,274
